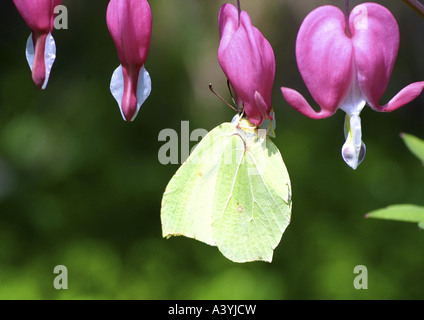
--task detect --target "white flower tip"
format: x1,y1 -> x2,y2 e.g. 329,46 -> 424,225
342,139 -> 366,170
25,32 -> 56,89
110,64 -> 151,121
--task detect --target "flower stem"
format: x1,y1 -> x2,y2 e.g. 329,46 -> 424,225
237,0 -> 241,26
345,0 -> 351,37
403,0 -> 424,18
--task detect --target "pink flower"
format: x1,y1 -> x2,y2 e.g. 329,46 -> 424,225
218,3 -> 276,127
107,0 -> 152,122
13,0 -> 62,89
281,3 -> 424,169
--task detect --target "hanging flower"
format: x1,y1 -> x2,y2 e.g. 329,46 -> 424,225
281,3 -> 424,169
107,0 -> 152,122
13,0 -> 62,90
218,3 -> 276,127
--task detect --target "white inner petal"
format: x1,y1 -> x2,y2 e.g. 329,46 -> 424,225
339,72 -> 366,117
135,65 -> 152,120
339,70 -> 367,169
43,33 -> 56,90
25,34 -> 34,69
25,32 -> 56,90
110,64 -> 152,121
342,114 -> 366,170
349,114 -> 362,148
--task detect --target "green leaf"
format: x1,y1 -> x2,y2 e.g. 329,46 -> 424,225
366,204 -> 424,229
161,119 -> 292,263
401,133 -> 424,164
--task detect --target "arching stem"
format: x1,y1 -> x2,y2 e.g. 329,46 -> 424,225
345,0 -> 352,37
403,0 -> 424,18
237,0 -> 241,26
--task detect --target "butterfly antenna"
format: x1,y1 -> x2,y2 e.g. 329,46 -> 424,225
226,79 -> 237,107
209,83 -> 238,112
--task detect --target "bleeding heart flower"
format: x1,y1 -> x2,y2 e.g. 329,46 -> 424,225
281,3 -> 424,169
218,3 -> 276,127
13,0 -> 62,90
107,0 -> 152,122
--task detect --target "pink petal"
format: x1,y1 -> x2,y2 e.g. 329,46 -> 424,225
13,0 -> 62,33
106,0 -> 152,68
293,5 -> 354,116
370,81 -> 424,112
218,3 -> 239,52
251,27 -> 275,114
120,65 -> 140,122
254,91 -> 270,124
218,4 -> 275,126
31,33 -> 48,89
281,87 -> 335,119
350,3 -> 400,109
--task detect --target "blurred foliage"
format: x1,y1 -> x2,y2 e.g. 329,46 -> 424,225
367,135 -> 424,228
402,132 -> 424,163
0,0 -> 423,300
367,204 -> 424,229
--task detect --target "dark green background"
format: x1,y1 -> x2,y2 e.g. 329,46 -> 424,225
0,0 -> 423,299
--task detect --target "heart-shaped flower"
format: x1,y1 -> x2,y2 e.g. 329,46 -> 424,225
281,3 -> 424,169
13,0 -> 62,89
107,0 -> 152,122
218,3 -> 276,127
